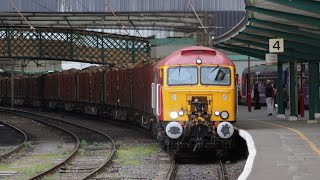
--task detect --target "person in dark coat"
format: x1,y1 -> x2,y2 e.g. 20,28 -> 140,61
265,80 -> 274,116
253,83 -> 261,110
283,85 -> 288,109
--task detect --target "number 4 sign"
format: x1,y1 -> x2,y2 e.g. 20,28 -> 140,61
269,38 -> 284,53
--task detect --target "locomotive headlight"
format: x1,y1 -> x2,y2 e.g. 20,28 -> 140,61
214,111 -> 220,116
178,110 -> 184,116
220,111 -> 229,119
170,111 -> 178,119
196,58 -> 202,65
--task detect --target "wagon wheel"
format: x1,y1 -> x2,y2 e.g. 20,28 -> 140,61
151,118 -> 159,137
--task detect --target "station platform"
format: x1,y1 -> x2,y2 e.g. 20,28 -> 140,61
236,105 -> 320,180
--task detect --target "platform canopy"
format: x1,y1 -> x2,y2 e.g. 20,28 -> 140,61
213,0 -> 320,62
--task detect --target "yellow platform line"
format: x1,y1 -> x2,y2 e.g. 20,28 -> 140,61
252,119 -> 320,157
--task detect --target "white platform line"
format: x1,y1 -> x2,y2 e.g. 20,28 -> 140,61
237,129 -> 256,180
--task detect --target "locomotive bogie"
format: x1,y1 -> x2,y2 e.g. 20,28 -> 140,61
112,108 -> 128,121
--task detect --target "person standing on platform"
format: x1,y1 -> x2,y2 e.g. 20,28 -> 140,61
283,85 -> 288,110
265,80 -> 274,116
253,83 -> 261,110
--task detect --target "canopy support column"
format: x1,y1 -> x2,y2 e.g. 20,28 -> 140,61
309,61 -> 319,120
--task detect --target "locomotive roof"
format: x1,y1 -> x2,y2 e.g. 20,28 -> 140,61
158,46 -> 234,66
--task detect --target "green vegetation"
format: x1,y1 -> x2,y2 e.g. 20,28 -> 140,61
43,174 -> 58,180
0,153 -> 62,178
80,139 -> 87,147
93,142 -> 104,147
78,148 -> 86,156
20,162 -> 53,177
24,141 -> 33,148
57,142 -> 63,149
113,144 -> 160,166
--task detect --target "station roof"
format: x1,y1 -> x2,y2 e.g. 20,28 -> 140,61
213,0 -> 320,62
0,0 -> 244,36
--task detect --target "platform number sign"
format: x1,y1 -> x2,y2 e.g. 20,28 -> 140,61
269,38 -> 284,53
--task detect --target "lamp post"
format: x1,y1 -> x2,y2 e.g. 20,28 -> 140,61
11,58 -> 14,108
248,54 -> 251,112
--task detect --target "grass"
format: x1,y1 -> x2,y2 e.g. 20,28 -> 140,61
78,148 -> 86,156
57,142 -> 63,149
24,141 -> 33,148
113,144 -> 161,166
80,139 -> 87,147
0,153 -> 63,178
93,142 -> 104,147
43,174 -> 58,180
20,162 -> 53,178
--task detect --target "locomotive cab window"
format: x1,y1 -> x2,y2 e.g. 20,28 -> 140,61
167,66 -> 197,85
201,66 -> 231,85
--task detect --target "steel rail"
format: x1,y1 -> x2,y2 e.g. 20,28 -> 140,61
167,154 -> 177,180
0,119 -> 27,161
1,107 -> 116,180
218,159 -> 227,180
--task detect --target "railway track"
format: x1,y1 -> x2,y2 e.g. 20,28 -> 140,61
0,120 -> 27,161
164,154 -> 176,180
166,154 -> 228,180
0,107 -> 116,180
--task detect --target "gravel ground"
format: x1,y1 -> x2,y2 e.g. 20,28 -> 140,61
0,120 -> 25,156
176,163 -> 218,180
175,159 -> 246,180
0,112 -> 75,179
0,146 -> 17,156
224,159 -> 247,180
